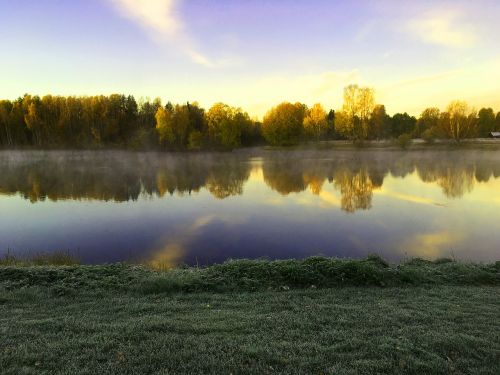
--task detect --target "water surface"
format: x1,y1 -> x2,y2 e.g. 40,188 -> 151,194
0,149 -> 499,265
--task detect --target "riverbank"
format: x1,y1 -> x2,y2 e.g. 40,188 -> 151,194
2,255 -> 499,292
1,257 -> 499,374
1,137 -> 500,153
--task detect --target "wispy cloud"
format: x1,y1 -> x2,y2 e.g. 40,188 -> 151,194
407,9 -> 476,48
106,0 -> 213,66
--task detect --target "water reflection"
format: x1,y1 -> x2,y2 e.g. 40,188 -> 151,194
1,150 -> 499,265
333,167 -> 377,212
1,150 -> 498,211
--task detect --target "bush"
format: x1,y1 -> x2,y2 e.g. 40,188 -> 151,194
422,128 -> 436,144
397,133 -> 412,149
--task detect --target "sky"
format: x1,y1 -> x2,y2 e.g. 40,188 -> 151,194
1,0 -> 499,118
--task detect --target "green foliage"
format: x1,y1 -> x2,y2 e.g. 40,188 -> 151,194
303,103 -> 328,140
477,107 -> 496,137
369,104 -> 391,139
262,102 -> 305,146
127,127 -> 157,150
3,256 -> 498,295
0,251 -> 79,266
0,94 -> 151,148
396,133 -> 412,149
187,130 -> 204,150
390,112 -> 417,138
440,101 -> 478,142
0,264 -> 146,292
0,92 -> 497,149
155,104 -> 192,149
336,85 -> 375,142
421,127 -> 436,143
206,103 -> 253,149
416,107 -> 440,137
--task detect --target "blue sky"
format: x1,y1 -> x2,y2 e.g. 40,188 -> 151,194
1,0 -> 499,117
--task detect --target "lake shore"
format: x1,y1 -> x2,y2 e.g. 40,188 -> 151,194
1,257 -> 499,373
1,137 -> 500,153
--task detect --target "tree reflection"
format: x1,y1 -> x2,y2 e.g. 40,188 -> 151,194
261,157 -> 383,212
438,168 -> 475,198
416,159 -> 475,198
155,159 -> 207,197
262,160 -> 308,195
334,167 -> 376,212
302,172 -> 325,195
0,152 -> 251,202
474,160 -> 500,183
0,151 -> 498,206
206,160 -> 250,199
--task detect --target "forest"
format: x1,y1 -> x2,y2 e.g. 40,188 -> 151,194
1,85 -> 499,150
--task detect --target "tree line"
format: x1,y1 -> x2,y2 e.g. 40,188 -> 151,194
1,87 -> 499,149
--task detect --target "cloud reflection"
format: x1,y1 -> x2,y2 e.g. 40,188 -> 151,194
403,230 -> 463,259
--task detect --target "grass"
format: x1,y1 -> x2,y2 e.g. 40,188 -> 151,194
0,250 -> 79,266
1,255 -> 499,374
2,254 -> 498,295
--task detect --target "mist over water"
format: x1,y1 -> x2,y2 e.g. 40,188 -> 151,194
0,149 -> 499,265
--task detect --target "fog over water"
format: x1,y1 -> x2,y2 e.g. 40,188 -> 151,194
0,149 -> 499,265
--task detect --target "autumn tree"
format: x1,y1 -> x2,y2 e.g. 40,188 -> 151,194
155,104 -> 192,148
303,103 -> 328,140
335,85 -> 375,142
0,91 -> 497,148
416,108 -> 440,138
206,103 -> 251,149
440,101 -> 477,142
262,102 -> 306,146
155,106 -> 171,145
24,96 -> 44,146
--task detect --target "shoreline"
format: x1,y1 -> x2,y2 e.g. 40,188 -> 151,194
2,256 -> 499,294
1,138 -> 500,153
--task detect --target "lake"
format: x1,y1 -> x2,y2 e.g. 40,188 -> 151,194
0,149 -> 499,266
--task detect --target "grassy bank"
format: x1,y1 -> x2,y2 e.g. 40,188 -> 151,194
1,256 -> 499,374
1,255 -> 499,295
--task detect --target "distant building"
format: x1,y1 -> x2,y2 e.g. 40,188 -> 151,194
489,132 -> 500,138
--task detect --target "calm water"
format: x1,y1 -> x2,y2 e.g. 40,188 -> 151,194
0,149 -> 499,265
